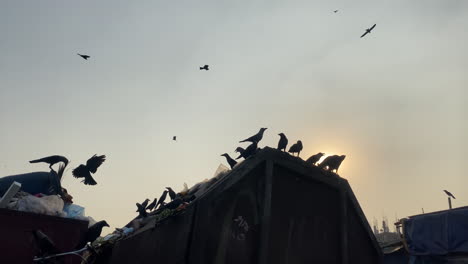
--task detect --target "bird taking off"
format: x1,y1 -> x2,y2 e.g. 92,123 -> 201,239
72,154 -> 106,185
221,153 -> 237,169
277,133 -> 288,152
444,190 -> 456,199
77,53 -> 90,60
240,128 -> 267,144
361,24 -> 376,38
200,65 -> 209,70
29,155 -> 69,170
288,140 -> 303,156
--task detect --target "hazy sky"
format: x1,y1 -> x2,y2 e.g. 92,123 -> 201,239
1,0 -> 467,231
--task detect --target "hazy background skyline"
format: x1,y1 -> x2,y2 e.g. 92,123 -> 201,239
1,0 -> 467,230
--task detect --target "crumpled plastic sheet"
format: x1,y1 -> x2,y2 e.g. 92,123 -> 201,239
16,194 -> 65,217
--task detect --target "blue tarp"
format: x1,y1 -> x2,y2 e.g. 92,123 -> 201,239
404,207 -> 468,255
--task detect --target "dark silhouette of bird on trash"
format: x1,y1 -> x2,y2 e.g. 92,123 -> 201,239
33,230 -> 59,257
76,220 -> 109,249
236,142 -> 258,160
72,154 -> 106,185
444,190 -> 456,199
166,187 -> 177,201
156,190 -> 169,209
200,65 -> 209,70
240,128 -> 267,143
361,24 -> 376,38
146,198 -> 158,211
277,133 -> 288,152
77,53 -> 90,60
29,155 -> 69,170
165,197 -> 183,210
136,202 -> 148,218
306,152 -> 324,166
235,147 -> 245,159
319,155 -> 346,173
288,140 -> 303,156
221,153 -> 237,169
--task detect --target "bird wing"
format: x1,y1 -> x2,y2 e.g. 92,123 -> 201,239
86,154 -> 106,173
360,31 -> 368,38
369,24 -> 376,31
72,164 -> 89,178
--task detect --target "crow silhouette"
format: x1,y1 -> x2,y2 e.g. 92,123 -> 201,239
33,230 -> 59,257
200,65 -> 209,70
234,147 -> 245,159
72,154 -> 106,185
361,24 -> 376,38
288,140 -> 303,156
77,53 -> 90,60
305,152 -> 324,165
146,198 -> 158,211
319,155 -> 346,173
173,136 -> 177,141
444,190 -> 456,199
29,155 -> 68,170
77,220 -> 109,249
236,142 -> 258,160
221,153 -> 237,169
156,190 -> 169,209
240,128 -> 267,143
277,133 -> 288,152
166,187 -> 177,201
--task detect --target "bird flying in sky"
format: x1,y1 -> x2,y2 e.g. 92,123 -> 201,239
444,190 -> 456,199
334,10 -> 339,13
361,24 -> 376,38
29,155 -> 68,170
77,53 -> 90,60
200,65 -> 209,70
72,154 -> 106,185
173,136 -> 177,141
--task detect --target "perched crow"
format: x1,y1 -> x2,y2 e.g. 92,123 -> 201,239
136,202 -> 148,218
306,152 -> 324,166
240,128 -> 267,143
234,147 -> 245,159
236,142 -> 258,160
77,220 -> 109,249
72,154 -> 106,185
361,24 -> 376,38
200,65 -> 209,70
29,155 -> 68,170
288,140 -> 303,156
277,133 -> 288,151
221,153 -> 237,169
166,187 -> 177,201
140,198 -> 150,209
77,53 -> 90,60
33,230 -> 59,256
165,197 -> 183,210
444,190 -> 456,199
173,136 -> 177,141
156,190 -> 168,209
146,198 -> 158,211
319,155 -> 346,173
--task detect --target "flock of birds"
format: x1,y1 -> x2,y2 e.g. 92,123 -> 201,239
220,128 -> 347,174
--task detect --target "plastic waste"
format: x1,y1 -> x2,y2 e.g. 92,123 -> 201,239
63,204 -> 85,218
17,194 -> 65,217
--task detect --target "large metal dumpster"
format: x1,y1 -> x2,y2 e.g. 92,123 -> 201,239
106,147 -> 382,264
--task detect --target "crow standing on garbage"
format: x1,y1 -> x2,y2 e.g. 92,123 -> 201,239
221,153 -> 237,169
234,147 -> 245,159
306,152 -> 325,166
236,142 -> 258,160
319,155 -> 346,173
166,187 -> 177,201
77,220 -> 109,249
200,65 -> 209,70
146,198 -> 158,211
288,140 -> 303,156
29,155 -> 69,170
156,190 -> 169,209
444,190 -> 456,199
277,133 -> 288,152
239,128 -> 267,143
72,154 -> 106,185
140,198 -> 150,209
136,202 -> 148,218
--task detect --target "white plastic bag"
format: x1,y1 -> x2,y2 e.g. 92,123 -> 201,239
17,195 -> 65,217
